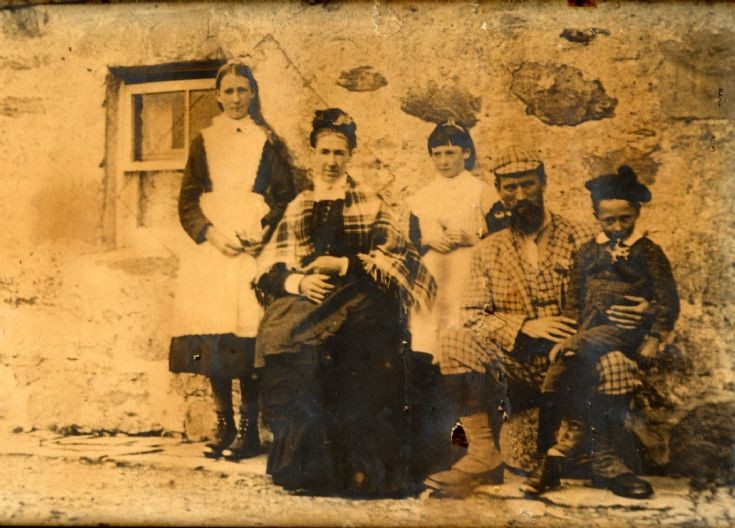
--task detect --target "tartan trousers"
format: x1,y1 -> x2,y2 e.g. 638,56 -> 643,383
438,326 -> 641,398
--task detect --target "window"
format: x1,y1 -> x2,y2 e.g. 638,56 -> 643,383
105,60 -> 225,250
120,78 -> 220,171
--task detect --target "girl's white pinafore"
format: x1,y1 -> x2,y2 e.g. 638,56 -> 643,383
408,170 -> 497,358
171,115 -> 269,338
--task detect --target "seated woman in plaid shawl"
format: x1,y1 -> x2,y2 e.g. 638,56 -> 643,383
254,108 -> 436,497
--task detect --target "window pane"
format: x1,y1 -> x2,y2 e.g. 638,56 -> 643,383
189,89 -> 219,139
133,91 -> 185,161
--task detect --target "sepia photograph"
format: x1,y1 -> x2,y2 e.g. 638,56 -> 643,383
0,0 -> 733,525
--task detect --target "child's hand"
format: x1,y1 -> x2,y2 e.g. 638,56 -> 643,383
638,336 -> 660,359
549,337 -> 575,362
549,343 -> 564,363
424,232 -> 456,253
445,228 -> 477,248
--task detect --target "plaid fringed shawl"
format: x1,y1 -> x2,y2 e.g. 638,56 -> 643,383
257,176 -> 436,311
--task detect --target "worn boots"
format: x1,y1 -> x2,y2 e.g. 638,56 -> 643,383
424,412 -> 505,498
203,410 -> 237,459
203,404 -> 261,460
223,403 -> 261,461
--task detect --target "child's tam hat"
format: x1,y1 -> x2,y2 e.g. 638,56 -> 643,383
585,165 -> 651,204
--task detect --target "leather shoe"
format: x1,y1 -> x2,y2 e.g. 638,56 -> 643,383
593,472 -> 653,499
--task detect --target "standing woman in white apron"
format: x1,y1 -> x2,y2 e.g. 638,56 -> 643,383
169,62 -> 295,460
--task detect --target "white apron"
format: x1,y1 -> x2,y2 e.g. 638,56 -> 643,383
171,115 -> 269,338
408,171 -> 497,358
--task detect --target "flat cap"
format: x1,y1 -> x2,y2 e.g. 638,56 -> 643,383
492,147 -> 544,178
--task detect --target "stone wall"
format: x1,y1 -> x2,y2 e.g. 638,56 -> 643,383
0,1 -> 732,475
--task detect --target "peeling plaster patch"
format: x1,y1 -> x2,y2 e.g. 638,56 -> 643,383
0,96 -> 44,117
337,66 -> 387,92
400,80 -> 481,127
510,62 -> 617,126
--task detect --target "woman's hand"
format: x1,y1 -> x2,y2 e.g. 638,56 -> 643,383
303,256 -> 348,276
299,273 -> 334,303
206,226 -> 242,257
607,295 -> 651,330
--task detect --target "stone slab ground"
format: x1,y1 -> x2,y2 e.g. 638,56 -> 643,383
0,431 -> 732,527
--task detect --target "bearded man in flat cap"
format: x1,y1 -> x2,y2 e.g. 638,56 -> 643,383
424,148 -> 654,500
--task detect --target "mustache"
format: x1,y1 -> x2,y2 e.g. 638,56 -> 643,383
509,199 -> 544,233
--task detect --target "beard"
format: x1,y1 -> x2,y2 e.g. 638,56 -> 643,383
509,199 -> 545,234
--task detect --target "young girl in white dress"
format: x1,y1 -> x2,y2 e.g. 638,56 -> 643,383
408,122 -> 498,359
169,62 -> 295,460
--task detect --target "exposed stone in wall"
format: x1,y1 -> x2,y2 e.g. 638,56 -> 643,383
372,0 -> 403,37
400,80 -> 482,127
184,398 -> 214,441
668,400 -> 735,487
560,28 -> 610,45
0,53 -> 47,70
302,0 -> 340,12
0,6 -> 46,39
337,66 -> 387,92
510,63 -> 617,126
583,146 -> 661,185
0,96 -> 43,117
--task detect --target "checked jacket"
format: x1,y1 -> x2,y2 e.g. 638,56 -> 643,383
438,212 -> 641,395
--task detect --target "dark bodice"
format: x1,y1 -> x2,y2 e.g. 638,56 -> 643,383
564,236 -> 679,336
308,199 -> 348,259
257,199 -> 363,301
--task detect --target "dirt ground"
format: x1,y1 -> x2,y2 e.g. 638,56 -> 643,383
1,432 -> 733,527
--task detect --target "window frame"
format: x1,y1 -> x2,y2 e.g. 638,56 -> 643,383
118,78 -> 217,173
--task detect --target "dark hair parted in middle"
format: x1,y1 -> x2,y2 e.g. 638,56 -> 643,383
427,121 -> 476,170
214,62 -> 265,123
309,108 -> 357,150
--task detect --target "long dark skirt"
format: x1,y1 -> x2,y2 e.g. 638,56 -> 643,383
259,279 -> 412,497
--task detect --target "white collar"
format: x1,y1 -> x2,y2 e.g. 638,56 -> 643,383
313,174 -> 349,201
212,113 -> 257,134
596,229 -> 645,246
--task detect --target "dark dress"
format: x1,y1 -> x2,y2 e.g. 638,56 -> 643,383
256,199 -> 414,497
